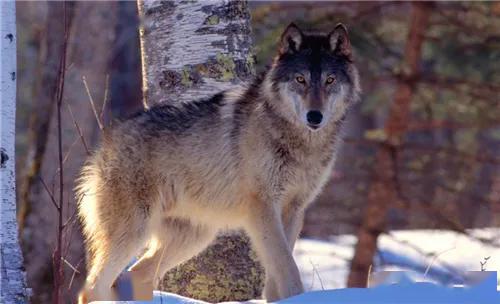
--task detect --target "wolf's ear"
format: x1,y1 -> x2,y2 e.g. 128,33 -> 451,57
328,23 -> 352,59
279,23 -> 303,54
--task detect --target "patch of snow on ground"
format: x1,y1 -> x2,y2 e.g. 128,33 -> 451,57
294,228 -> 500,291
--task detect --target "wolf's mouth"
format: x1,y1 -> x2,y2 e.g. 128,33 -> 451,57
307,123 -> 321,130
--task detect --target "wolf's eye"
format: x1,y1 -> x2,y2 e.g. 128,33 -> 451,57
326,76 -> 336,85
295,76 -> 306,84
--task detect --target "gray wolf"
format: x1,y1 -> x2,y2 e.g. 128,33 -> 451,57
77,22 -> 360,303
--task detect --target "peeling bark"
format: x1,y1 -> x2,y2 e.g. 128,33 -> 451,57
347,2 -> 432,288
137,0 -> 263,301
0,1 -> 29,302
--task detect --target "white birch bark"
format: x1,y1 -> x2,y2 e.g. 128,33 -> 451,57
138,0 -> 254,107
137,0 -> 263,301
0,1 -> 28,302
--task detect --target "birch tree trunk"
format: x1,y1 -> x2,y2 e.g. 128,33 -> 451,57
0,1 -> 28,302
347,2 -> 432,288
137,0 -> 263,301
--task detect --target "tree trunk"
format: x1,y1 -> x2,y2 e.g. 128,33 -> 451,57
108,1 -> 143,120
17,1 -> 75,239
19,3 -> 119,302
347,2 -> 432,288
0,1 -> 28,302
137,0 -> 263,301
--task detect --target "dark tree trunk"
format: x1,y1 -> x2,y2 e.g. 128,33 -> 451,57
347,2 -> 432,288
108,1 -> 143,120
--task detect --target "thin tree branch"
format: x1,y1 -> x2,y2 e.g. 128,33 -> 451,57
64,99 -> 91,155
101,74 -> 109,125
53,3 -> 69,302
39,176 -> 60,211
82,75 -> 104,131
423,247 -> 456,279
50,136 -> 79,185
68,258 -> 84,290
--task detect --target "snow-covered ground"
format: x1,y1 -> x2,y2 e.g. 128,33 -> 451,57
109,229 -> 500,303
295,228 -> 500,291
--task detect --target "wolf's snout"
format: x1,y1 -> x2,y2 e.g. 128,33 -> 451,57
306,110 -> 323,128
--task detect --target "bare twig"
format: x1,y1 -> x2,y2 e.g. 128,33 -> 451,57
62,137 -> 78,167
101,74 -> 110,124
62,257 -> 80,275
367,264 -> 372,288
68,258 -> 83,290
423,247 -> 456,279
480,256 -> 490,271
65,62 -> 74,73
39,176 -> 60,211
82,75 -> 104,130
50,136 -> 79,185
64,99 -> 91,155
62,207 -> 78,230
53,3 -> 69,303
308,259 -> 325,290
384,232 -> 464,281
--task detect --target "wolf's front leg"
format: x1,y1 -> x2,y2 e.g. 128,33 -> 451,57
245,200 -> 303,301
264,203 -> 306,300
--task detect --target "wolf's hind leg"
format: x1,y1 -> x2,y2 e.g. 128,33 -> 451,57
128,218 -> 216,289
78,207 -> 152,303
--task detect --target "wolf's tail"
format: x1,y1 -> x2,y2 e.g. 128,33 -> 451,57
75,153 -> 106,269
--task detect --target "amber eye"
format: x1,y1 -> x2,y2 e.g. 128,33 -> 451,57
295,76 -> 306,84
326,76 -> 336,85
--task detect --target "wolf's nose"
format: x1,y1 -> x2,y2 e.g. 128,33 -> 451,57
306,110 -> 323,126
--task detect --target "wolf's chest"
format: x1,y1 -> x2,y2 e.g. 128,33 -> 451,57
269,144 -> 335,190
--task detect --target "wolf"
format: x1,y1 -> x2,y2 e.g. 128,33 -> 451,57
77,22 -> 360,303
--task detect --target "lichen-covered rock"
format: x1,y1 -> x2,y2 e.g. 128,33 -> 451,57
161,234 -> 264,302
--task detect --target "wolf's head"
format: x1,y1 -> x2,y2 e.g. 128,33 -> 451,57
265,23 -> 361,131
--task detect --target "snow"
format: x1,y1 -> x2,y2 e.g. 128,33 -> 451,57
104,229 -> 500,303
295,228 -> 500,290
